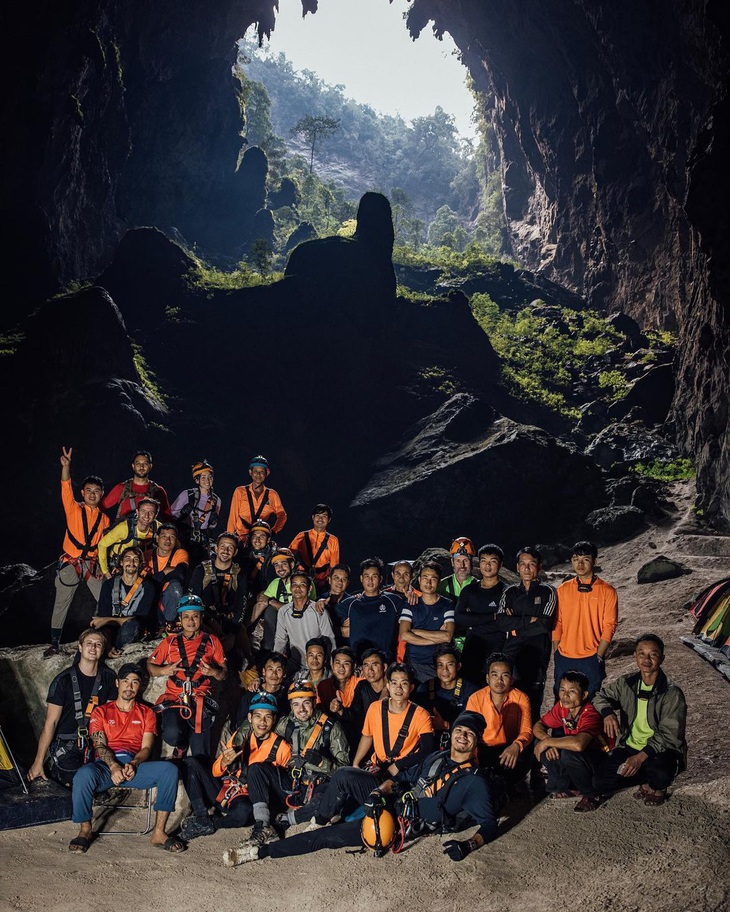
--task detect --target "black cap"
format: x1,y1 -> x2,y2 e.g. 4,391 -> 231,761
452,711 -> 486,740
116,662 -> 142,681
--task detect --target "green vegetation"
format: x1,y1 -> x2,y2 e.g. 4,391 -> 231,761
632,458 -> 695,482
470,294 -> 626,417
186,258 -> 283,292
132,343 -> 167,408
237,39 -> 509,257
291,115 -> 341,173
0,329 -> 25,356
419,366 -> 458,397
598,370 -> 630,401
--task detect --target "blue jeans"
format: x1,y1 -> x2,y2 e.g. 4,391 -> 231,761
553,651 -> 605,699
72,755 -> 178,823
161,581 -> 184,623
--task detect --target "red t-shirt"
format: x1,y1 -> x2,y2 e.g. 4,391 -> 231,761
149,631 -> 226,700
89,701 -> 156,756
540,701 -> 611,750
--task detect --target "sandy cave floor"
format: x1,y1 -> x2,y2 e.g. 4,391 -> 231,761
1,480 -> 729,912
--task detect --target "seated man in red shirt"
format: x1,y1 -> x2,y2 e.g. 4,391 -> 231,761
69,663 -> 182,853
533,670 -> 612,812
147,595 -> 227,760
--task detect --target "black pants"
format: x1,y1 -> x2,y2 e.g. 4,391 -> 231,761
247,763 -> 329,820
479,744 -> 533,790
542,750 -> 604,797
160,704 -> 213,759
310,767 -> 381,823
593,747 -> 681,795
461,629 -> 506,685
502,633 -> 551,723
181,757 -> 253,826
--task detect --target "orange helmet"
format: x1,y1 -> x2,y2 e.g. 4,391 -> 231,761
449,537 -> 475,557
361,807 -> 396,857
287,681 -> 317,702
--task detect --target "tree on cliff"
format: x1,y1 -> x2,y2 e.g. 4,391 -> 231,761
291,115 -> 341,173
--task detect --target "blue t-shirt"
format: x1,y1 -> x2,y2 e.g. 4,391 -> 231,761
336,592 -> 402,661
400,596 -> 455,664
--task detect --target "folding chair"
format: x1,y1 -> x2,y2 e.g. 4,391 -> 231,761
94,786 -> 154,836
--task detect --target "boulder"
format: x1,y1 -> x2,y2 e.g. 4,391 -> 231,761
535,542 -> 573,570
586,419 -> 678,468
637,555 -> 692,584
607,364 -> 675,425
351,395 -> 606,559
585,505 -> 644,543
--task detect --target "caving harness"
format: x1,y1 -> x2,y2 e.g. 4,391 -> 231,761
283,713 -> 336,808
157,633 -> 219,733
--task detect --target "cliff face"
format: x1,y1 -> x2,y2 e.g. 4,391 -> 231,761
4,0 -> 729,527
406,0 -> 730,527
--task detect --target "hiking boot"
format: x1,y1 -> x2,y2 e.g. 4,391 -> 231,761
181,814 -> 216,841
222,843 -> 260,867
245,822 -> 278,847
42,644 -> 59,659
274,812 -> 291,833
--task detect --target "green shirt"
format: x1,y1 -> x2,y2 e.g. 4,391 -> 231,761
439,574 -> 475,599
626,685 -> 656,750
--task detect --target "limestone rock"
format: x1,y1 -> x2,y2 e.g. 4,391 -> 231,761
637,555 -> 692,584
586,505 -> 644,543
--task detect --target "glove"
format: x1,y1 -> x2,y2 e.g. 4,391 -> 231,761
364,789 -> 386,810
443,838 -> 471,861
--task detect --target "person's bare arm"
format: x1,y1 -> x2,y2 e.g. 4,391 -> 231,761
91,730 -> 125,785
146,655 -> 182,677
28,704 -> 63,781
122,731 -> 155,780
60,446 -> 72,482
353,734 -> 374,768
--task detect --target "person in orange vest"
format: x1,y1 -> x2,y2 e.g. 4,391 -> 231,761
227,455 -> 287,542
289,504 -> 340,594
45,447 -> 110,658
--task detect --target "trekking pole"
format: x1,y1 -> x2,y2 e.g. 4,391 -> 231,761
0,725 -> 29,795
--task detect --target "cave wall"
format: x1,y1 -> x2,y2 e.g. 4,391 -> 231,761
406,0 -> 730,527
4,0 -> 730,526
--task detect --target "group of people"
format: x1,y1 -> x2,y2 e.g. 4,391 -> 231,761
27,446 -> 688,863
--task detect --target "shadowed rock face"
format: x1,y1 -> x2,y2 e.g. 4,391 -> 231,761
3,0 -> 729,528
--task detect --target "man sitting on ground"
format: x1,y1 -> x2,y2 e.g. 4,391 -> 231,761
45,446 -> 109,658
533,671 -> 611,812
92,546 -> 155,654
69,663 -> 183,853
414,644 -> 478,745
348,648 -> 389,732
553,540 -> 618,698
247,681 -> 350,836
223,709 -> 497,866
28,629 -> 117,788
289,504 -> 340,595
292,637 -> 330,688
179,692 -> 291,841
592,633 -> 687,807
237,652 -> 290,725
466,653 -> 533,789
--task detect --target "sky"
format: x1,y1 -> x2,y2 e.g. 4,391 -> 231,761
247,0 -> 477,138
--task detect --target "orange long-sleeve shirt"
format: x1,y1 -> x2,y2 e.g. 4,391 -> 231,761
227,484 -> 287,539
466,686 -> 533,750
553,576 -> 618,659
212,729 -> 292,778
60,478 -> 109,560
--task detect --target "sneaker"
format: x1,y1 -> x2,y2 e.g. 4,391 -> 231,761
181,814 -> 216,841
222,843 -> 260,867
42,644 -> 59,659
245,822 -> 278,847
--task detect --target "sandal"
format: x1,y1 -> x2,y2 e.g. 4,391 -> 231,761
68,836 -> 92,853
574,795 -> 603,812
548,790 -> 580,799
632,785 -> 651,800
154,835 -> 186,852
643,791 -> 667,806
